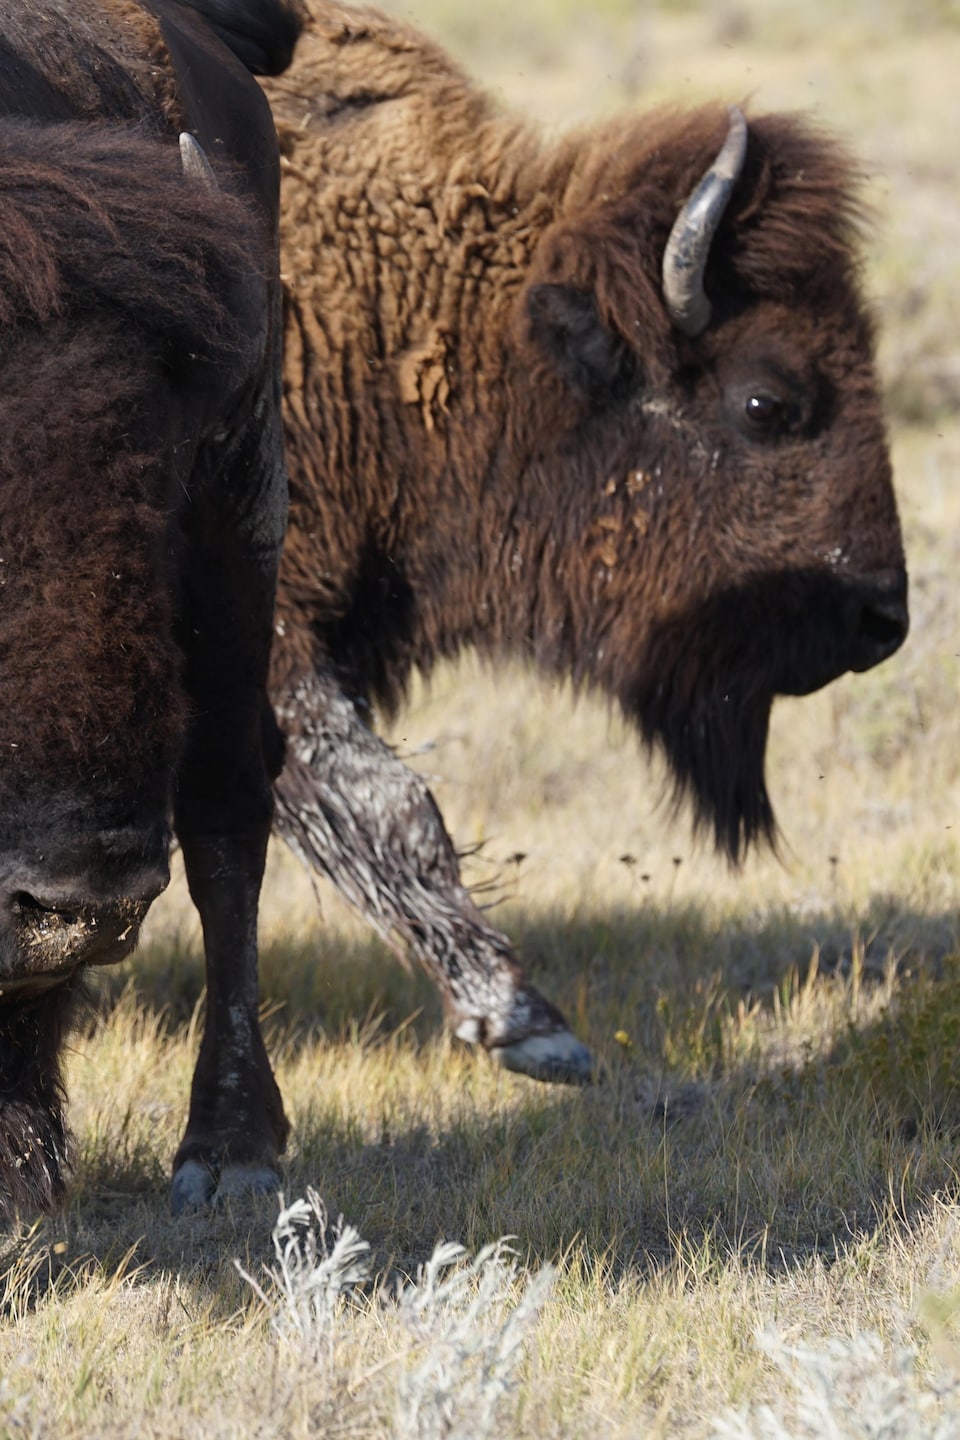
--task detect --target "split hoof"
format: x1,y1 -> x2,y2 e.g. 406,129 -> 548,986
170,1158 -> 217,1215
493,1028 -> 596,1084
213,1164 -> 281,1207
170,1158 -> 281,1215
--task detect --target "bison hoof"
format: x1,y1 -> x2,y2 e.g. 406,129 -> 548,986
493,1029 -> 596,1084
213,1164 -> 281,1206
170,1158 -> 281,1214
170,1158 -> 217,1214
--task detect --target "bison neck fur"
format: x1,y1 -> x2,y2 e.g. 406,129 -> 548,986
267,3 -> 904,860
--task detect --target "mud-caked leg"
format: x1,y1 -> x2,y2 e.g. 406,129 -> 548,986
274,672 -> 595,1083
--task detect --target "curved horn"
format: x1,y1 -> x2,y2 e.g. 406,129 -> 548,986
179,132 -> 219,194
662,106 -> 748,338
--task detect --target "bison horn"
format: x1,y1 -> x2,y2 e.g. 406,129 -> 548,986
179,132 -> 219,193
662,106 -> 748,338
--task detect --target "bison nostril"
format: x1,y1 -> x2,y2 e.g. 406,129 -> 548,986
838,571 -> 908,676
859,598 -> 908,650
11,892 -> 80,926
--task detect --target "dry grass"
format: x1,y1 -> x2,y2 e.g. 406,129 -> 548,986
5,1 -> 960,1435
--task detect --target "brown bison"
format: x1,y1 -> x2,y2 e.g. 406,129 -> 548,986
264,2 -> 907,1085
0,0 -> 303,1221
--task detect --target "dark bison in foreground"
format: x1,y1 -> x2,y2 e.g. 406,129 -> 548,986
0,0 -> 302,1221
264,4 -> 908,1079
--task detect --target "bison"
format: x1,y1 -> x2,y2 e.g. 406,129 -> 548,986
263,3 -> 907,1082
0,0 -> 303,1221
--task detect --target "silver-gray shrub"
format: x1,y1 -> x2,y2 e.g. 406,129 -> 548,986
713,1326 -> 960,1440
236,1191 -> 554,1439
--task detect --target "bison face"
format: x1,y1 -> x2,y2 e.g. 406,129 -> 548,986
620,312 -> 907,858
520,108 -> 906,857
646,313 -> 909,689
706,332 -> 907,689
0,789 -> 173,997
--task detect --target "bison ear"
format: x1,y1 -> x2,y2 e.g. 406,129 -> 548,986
526,283 -> 635,401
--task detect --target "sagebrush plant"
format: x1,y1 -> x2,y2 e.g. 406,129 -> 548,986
234,1188 -> 371,1362
713,1324 -> 960,1440
236,1191 -> 554,1438
392,1238 -> 555,1439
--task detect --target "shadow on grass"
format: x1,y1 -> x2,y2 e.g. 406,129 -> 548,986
89,889 -> 960,1051
7,891 -> 959,1310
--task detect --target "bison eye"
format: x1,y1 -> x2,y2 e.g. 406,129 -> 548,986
723,365 -> 813,442
743,390 -> 796,433
745,392 -> 780,425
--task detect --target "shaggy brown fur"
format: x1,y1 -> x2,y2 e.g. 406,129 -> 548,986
264,4 -> 905,1066
0,0 -> 182,126
0,117 -> 271,1220
0,122 -> 260,785
267,6 -> 900,804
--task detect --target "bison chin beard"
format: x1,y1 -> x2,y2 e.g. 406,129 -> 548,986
619,564 -> 900,863
620,593 -> 786,863
632,671 -> 775,864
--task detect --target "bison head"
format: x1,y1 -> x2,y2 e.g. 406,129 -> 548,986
520,106 -> 906,859
0,349 -> 181,994
0,122 -> 262,992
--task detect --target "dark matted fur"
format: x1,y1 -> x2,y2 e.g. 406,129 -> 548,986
0,121 -> 260,791
0,979 -> 86,1218
266,3 -> 903,863
0,0 -> 305,1224
0,0 -> 180,125
0,0 -> 304,124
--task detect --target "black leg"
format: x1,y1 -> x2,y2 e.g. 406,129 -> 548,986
171,821 -> 288,1213
169,404 -> 289,1209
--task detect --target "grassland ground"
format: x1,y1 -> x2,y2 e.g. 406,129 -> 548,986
4,2 -> 960,1436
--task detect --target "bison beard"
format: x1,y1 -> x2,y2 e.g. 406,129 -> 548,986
635,656 -> 774,867
632,567 -> 902,861
630,583 -> 784,865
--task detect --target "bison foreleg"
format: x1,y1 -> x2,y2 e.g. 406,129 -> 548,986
0,978 -> 81,1222
273,674 -> 594,1083
171,825 -> 289,1214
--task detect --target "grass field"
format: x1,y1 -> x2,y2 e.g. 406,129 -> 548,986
5,2 -> 960,1436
